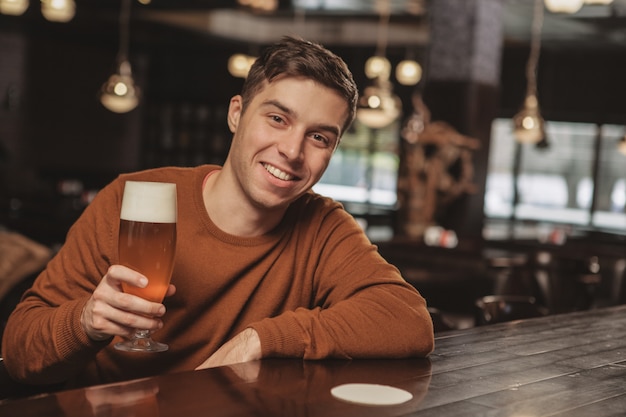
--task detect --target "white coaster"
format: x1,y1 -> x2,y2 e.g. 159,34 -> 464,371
330,383 -> 413,406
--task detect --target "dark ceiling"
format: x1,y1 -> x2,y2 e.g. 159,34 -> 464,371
5,0 -> 626,50
139,0 -> 626,51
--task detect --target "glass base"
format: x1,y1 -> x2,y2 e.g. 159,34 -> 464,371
114,330 -> 169,353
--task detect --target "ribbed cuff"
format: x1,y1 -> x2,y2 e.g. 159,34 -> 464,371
249,313 -> 308,358
54,298 -> 111,361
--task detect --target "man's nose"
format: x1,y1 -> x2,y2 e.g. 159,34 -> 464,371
277,133 -> 305,161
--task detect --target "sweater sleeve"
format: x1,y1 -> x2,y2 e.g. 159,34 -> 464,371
249,200 -> 434,360
1,180 -> 122,385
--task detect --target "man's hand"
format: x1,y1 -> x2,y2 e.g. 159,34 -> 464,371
80,265 -> 176,341
195,328 -> 262,370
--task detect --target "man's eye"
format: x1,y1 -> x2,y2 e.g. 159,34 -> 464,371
312,134 -> 331,146
271,115 -> 284,124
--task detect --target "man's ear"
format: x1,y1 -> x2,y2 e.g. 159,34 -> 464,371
227,95 -> 243,133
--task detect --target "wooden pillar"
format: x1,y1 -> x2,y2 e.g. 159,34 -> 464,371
422,0 -> 504,241
0,31 -> 29,197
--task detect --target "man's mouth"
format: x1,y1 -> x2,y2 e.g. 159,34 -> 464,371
263,163 -> 298,181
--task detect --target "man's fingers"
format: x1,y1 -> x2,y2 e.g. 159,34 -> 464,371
81,265 -> 167,341
84,299 -> 164,340
106,265 -> 148,289
165,284 -> 176,298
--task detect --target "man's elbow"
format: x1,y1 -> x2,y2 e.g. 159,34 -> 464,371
412,320 -> 435,357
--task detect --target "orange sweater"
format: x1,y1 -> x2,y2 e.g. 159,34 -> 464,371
2,165 -> 433,388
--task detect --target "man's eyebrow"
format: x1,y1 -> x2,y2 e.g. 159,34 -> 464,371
316,124 -> 341,138
261,99 -> 292,115
262,99 -> 341,137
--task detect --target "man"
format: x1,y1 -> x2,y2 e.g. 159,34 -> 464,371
2,36 -> 434,388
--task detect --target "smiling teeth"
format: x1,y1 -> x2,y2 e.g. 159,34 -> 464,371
263,164 -> 295,181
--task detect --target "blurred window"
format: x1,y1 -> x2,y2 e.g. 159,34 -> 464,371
313,120 -> 400,209
592,125 -> 626,231
485,119 -> 626,234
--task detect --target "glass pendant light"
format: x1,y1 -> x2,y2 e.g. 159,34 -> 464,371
41,0 -> 75,22
365,56 -> 391,80
356,78 -> 402,129
513,0 -> 546,144
0,0 -> 29,16
357,0 -> 401,129
544,0 -> 584,13
395,59 -> 422,86
99,0 -> 139,113
228,53 -> 256,78
100,61 -> 139,113
513,94 -> 545,144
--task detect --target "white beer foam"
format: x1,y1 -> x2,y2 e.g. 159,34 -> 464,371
121,181 -> 177,223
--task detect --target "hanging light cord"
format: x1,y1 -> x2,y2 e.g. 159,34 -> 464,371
117,0 -> 132,65
525,0 -> 544,98
375,0 -> 390,57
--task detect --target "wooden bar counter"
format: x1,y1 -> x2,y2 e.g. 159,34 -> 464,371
2,305 -> 626,416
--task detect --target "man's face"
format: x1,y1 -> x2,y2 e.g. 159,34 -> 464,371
225,75 -> 349,212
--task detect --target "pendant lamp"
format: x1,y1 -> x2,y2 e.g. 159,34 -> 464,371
396,59 -> 422,86
0,0 -> 28,15
513,0 -> 546,144
357,78 -> 402,130
41,0 -> 75,22
99,0 -> 139,113
544,0 -> 584,13
356,0 -> 401,129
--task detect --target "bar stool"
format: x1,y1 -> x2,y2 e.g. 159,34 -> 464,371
474,295 -> 548,326
484,249 -> 531,297
428,307 -> 456,333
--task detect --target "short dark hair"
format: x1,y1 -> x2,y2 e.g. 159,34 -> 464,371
241,36 -> 358,137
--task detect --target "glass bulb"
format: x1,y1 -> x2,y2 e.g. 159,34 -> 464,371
41,0 -> 75,22
228,54 -> 255,78
0,0 -> 29,15
364,56 -> 391,80
100,61 -> 140,113
395,60 -> 422,86
356,81 -> 402,129
544,0 -> 584,13
512,95 -> 545,144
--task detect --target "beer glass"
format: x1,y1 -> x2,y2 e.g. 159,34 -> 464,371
115,180 -> 177,353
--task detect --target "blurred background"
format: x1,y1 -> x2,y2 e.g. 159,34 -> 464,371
1,0 -> 625,330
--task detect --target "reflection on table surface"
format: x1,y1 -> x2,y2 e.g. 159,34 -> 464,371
3,305 -> 626,416
0,358 -> 432,417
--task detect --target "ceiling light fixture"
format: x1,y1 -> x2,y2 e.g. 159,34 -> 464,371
227,53 -> 256,78
41,0 -> 75,22
513,0 -> 546,144
365,56 -> 392,80
544,0 -> 584,13
0,0 -> 28,15
99,0 -> 139,113
357,79 -> 403,130
396,59 -> 422,86
356,0 -> 401,129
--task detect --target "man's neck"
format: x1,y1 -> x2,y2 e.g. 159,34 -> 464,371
202,168 -> 285,237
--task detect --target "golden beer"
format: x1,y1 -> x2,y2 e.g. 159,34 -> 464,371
116,180 -> 177,352
119,219 -> 176,302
